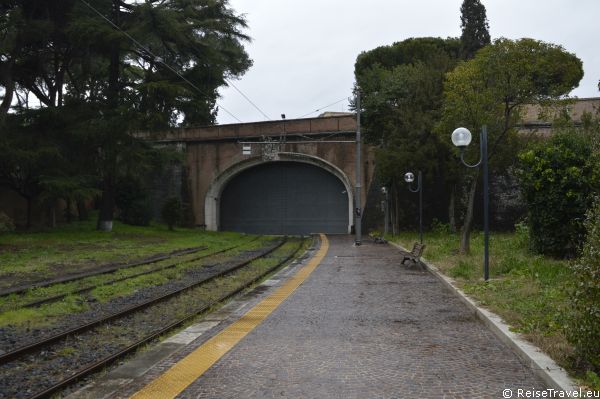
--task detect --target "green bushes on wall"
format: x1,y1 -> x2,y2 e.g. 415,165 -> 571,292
518,132 -> 596,258
567,196 -> 600,374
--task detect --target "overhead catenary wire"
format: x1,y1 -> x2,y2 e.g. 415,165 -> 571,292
297,97 -> 349,119
78,0 -> 243,123
82,0 -> 349,125
225,79 -> 272,120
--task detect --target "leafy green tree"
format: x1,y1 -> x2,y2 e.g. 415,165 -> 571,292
80,0 -> 251,231
114,145 -> 179,227
39,175 -> 100,226
355,37 -> 461,232
0,1 -> 19,115
1,0 -> 92,114
459,0 -> 491,59
1,0 -> 251,231
0,111 -> 62,228
0,104 -> 106,228
1,1 -> 29,122
438,38 -> 583,254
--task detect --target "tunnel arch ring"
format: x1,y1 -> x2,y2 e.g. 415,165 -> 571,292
204,152 -> 354,233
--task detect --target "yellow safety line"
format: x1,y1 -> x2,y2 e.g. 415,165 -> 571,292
130,234 -> 330,399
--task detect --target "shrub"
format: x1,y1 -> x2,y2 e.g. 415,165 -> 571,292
514,220 -> 530,250
0,212 -> 16,233
567,196 -> 600,373
431,218 -> 451,235
585,371 -> 600,391
123,198 -> 153,226
115,176 -> 153,226
518,132 -> 596,257
161,197 -> 182,231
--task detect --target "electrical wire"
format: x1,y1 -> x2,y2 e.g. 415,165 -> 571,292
78,0 -> 243,123
297,97 -> 348,119
296,130 -> 350,142
225,79 -> 271,120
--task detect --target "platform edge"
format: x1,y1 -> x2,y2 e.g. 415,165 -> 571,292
388,241 -> 579,392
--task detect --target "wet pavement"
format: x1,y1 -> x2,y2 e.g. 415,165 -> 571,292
114,235 -> 547,398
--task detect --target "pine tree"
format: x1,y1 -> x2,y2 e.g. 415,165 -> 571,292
459,0 -> 491,59
355,38 -> 462,232
1,0 -> 252,231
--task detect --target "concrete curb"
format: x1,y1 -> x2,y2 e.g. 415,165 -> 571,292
388,241 -> 579,392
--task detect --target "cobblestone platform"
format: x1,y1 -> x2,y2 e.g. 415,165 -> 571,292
123,235 -> 547,398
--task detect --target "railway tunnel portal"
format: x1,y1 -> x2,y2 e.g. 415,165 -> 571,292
147,114 -> 375,234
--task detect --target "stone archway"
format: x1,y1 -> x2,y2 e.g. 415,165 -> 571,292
204,152 -> 353,233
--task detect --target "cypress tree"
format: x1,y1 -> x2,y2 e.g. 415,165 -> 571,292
459,0 -> 491,59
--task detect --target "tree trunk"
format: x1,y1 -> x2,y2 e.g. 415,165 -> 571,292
448,185 -> 457,233
48,203 -> 56,228
26,196 -> 33,230
460,173 -> 479,255
97,174 -> 115,232
107,0 -> 120,109
77,199 -> 88,221
96,1 -> 121,233
392,180 -> 399,236
0,68 -> 15,125
65,199 -> 73,223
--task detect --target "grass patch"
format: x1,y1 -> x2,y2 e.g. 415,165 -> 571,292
0,217 -> 253,289
0,220 -> 268,327
56,346 -> 77,356
0,295 -> 88,328
91,272 -> 172,303
448,260 -> 474,280
389,230 -> 583,383
0,241 -> 275,327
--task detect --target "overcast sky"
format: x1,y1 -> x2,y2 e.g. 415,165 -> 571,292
215,0 -> 599,125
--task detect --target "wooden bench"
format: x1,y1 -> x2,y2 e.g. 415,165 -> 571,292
401,242 -> 426,267
372,236 -> 388,244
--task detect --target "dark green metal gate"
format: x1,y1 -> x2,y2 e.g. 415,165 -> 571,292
220,162 -> 348,235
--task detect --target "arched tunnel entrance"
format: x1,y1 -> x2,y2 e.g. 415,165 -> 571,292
219,161 -> 349,235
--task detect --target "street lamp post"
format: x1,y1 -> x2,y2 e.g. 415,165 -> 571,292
355,91 -> 362,246
404,171 -> 423,244
451,126 -> 489,281
381,186 -> 389,236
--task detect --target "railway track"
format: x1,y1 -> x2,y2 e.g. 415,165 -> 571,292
0,237 -> 308,399
17,236 -> 262,309
0,236 -> 276,356
0,236 -> 261,311
0,245 -> 212,298
0,237 -> 285,361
